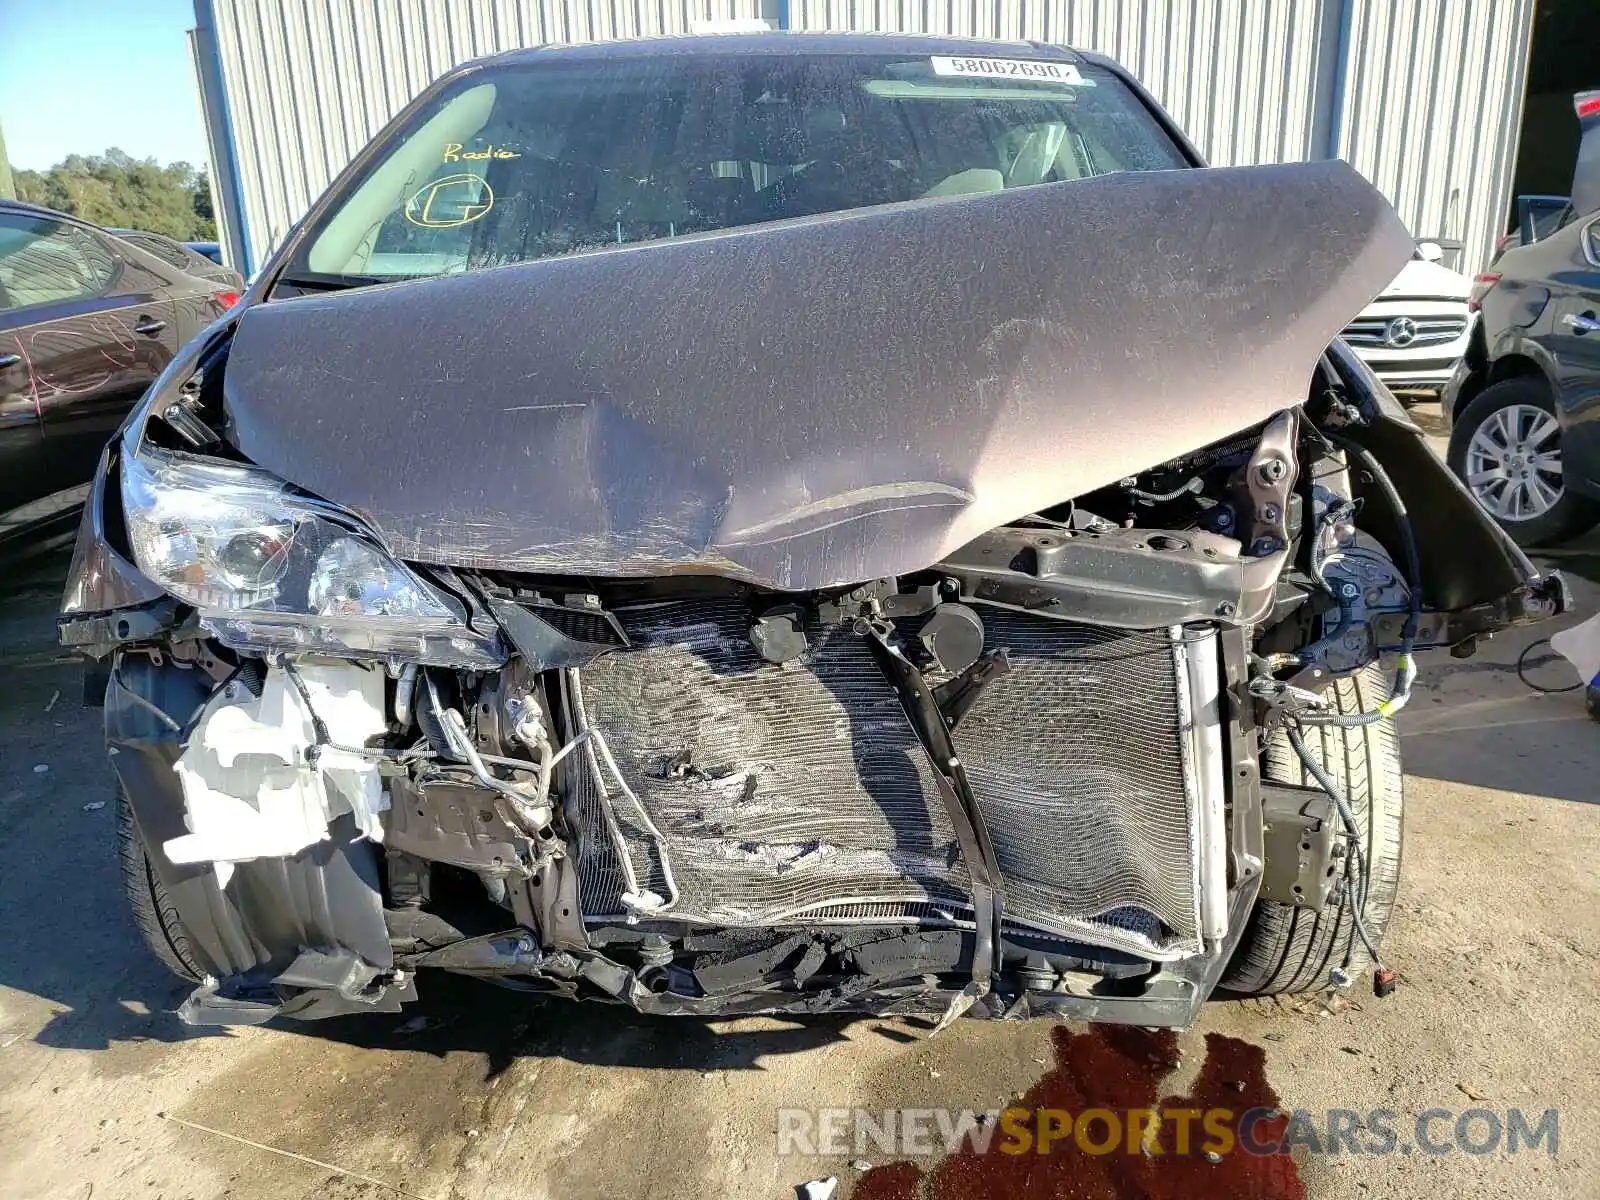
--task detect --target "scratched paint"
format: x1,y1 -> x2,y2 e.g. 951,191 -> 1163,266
853,1025 -> 1305,1200
8,315 -> 148,405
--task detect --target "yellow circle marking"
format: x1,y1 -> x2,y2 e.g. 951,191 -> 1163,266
404,173 -> 495,228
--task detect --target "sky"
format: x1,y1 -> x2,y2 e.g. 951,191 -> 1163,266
0,0 -> 209,171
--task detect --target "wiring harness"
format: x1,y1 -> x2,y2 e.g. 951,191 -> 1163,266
1284,721 -> 1389,981
1264,429 -> 1419,997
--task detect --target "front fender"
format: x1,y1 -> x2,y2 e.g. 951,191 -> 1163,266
1329,343 -> 1566,639
107,654 -> 403,1024
1488,325 -> 1564,397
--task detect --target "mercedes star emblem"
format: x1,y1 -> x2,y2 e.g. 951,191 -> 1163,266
1384,316 -> 1418,348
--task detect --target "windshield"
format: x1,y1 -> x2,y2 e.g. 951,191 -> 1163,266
299,52 -> 1189,283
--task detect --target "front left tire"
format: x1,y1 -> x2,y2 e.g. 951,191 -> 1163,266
117,788 -> 204,982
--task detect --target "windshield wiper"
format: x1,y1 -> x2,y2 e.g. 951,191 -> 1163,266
274,272 -> 393,292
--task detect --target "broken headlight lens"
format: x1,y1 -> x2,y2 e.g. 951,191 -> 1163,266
122,444 -> 503,667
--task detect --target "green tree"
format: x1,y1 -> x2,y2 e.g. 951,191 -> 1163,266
191,173 -> 216,237
15,148 -> 215,239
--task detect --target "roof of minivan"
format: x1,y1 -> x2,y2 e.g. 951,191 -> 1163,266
485,31 -> 1106,68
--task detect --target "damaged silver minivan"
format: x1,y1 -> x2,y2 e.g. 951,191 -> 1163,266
61,34 -> 1564,1027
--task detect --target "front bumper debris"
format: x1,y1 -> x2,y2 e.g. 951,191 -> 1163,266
107,655 -> 405,1022
167,659 -> 388,884
103,613 -> 1266,1029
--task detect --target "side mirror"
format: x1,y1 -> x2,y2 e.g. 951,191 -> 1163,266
1416,240 -> 1444,263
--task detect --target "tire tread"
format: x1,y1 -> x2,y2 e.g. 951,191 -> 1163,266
1222,665 -> 1404,995
117,789 -> 205,982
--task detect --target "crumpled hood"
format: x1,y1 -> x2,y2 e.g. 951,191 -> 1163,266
225,159 -> 1412,591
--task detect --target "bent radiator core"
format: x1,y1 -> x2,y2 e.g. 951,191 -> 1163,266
564,599 -> 1218,959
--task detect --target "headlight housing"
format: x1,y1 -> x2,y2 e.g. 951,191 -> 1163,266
123,444 -> 503,667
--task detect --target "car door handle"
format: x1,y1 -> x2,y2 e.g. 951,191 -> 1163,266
1564,312 -> 1600,334
133,317 -> 167,335
0,353 -> 20,370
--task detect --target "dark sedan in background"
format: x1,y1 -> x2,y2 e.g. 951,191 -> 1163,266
0,200 -> 238,549
1446,91 -> 1600,546
107,228 -> 243,291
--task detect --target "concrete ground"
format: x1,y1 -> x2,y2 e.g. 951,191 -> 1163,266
2,449 -> 1597,1199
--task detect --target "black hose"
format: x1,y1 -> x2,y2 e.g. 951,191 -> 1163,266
1299,435 -> 1423,728
1286,722 -> 1385,971
1516,637 -> 1584,694
1303,502 -> 1359,650
1307,498 -> 1358,589
1126,477 -> 1201,503
275,654 -> 332,747
1330,434 -> 1422,643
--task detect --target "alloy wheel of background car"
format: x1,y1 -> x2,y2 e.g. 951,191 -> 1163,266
1465,402 -> 1564,520
1447,377 -> 1600,547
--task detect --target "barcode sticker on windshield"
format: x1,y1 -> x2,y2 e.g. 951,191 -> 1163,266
929,57 -> 1090,84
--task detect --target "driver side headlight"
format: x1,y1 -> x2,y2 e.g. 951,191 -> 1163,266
123,443 -> 503,667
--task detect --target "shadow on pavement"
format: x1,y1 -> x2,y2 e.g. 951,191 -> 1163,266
1396,547 -> 1600,806
0,548 -> 233,1050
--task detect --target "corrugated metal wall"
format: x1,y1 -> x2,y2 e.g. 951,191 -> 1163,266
196,0 -> 1533,275
194,0 -> 765,269
1333,0 -> 1535,273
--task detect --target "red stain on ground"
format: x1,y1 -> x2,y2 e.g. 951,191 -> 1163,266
852,1162 -> 927,1200
853,1025 -> 1305,1200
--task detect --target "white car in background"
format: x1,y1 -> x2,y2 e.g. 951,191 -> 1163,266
1341,240 -> 1474,399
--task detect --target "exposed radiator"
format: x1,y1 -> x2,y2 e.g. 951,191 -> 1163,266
563,599 -> 1219,959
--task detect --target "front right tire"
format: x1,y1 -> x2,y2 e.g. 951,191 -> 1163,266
1222,666 -> 1404,996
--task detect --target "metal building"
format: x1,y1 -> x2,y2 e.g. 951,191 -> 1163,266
188,0 -> 1536,276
